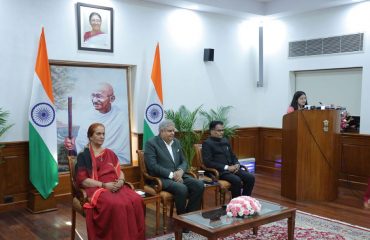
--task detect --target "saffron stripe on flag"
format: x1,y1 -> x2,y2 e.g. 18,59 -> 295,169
35,29 -> 54,104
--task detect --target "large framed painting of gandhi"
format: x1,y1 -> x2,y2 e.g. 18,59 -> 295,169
50,61 -> 132,172
77,2 -> 113,52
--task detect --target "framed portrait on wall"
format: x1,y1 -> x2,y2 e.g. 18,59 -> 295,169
50,61 -> 132,172
76,2 -> 113,52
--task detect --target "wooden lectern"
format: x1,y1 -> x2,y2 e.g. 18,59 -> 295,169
281,109 -> 341,201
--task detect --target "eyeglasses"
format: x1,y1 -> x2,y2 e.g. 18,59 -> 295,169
91,93 -> 111,100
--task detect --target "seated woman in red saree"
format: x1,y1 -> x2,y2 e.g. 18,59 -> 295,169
364,178 -> 370,209
75,123 -> 145,240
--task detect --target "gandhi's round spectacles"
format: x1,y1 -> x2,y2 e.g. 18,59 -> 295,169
91,93 -> 111,100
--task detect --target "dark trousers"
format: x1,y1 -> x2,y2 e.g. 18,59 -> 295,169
220,170 -> 255,198
164,176 -> 204,215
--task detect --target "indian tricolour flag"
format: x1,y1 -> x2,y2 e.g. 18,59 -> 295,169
143,43 -> 164,147
29,28 -> 58,199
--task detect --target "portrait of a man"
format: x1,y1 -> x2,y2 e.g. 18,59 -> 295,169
51,64 -> 131,171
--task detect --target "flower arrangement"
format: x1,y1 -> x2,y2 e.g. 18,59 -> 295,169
340,110 -> 354,132
226,196 -> 262,218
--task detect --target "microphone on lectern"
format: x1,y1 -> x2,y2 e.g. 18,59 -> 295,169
318,102 -> 326,110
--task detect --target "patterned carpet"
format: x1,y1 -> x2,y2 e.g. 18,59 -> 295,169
148,211 -> 370,240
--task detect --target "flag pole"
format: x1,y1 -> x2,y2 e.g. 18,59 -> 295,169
27,28 -> 58,213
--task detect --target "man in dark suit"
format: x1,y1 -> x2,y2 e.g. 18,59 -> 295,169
144,120 -> 204,215
202,120 -> 255,199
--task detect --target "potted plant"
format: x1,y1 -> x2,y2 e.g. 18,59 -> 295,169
165,105 -> 202,167
200,106 -> 238,139
0,108 -> 14,149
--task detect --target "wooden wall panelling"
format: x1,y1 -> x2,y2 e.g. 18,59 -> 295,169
338,133 -> 370,190
53,173 -> 72,201
258,128 -> 282,173
0,142 -> 29,206
231,128 -> 259,159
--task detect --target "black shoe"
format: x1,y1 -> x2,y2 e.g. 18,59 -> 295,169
182,228 -> 190,233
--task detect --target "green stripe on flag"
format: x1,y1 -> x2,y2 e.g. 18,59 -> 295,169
143,120 -> 155,149
29,123 -> 59,199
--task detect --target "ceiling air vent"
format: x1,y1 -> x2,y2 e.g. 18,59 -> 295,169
289,41 -> 306,57
289,33 -> 363,57
323,36 -> 340,54
306,38 -> 322,56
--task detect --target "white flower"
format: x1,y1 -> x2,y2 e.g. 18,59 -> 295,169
226,196 -> 262,218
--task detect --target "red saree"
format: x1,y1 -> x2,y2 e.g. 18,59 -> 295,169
84,31 -> 104,42
76,146 -> 145,240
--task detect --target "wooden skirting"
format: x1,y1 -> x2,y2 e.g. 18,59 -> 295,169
0,141 -> 29,212
230,127 -> 282,173
258,128 -> 282,172
338,133 -> 370,191
1,128 -> 369,212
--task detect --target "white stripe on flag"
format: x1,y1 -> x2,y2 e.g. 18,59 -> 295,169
29,73 -> 57,162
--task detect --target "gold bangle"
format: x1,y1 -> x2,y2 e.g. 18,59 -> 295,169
101,182 -> 105,188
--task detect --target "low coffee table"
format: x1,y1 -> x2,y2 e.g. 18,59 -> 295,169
173,199 -> 296,240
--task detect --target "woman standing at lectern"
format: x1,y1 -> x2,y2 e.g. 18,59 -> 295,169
287,91 -> 308,113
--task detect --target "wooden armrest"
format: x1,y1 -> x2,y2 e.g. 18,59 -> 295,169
201,164 -> 220,178
76,188 -> 88,206
186,171 -> 197,178
125,182 -> 134,190
143,173 -> 163,193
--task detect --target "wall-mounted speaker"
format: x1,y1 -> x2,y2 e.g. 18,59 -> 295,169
204,48 -> 214,62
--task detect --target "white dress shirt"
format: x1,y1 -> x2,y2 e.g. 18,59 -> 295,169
163,140 -> 175,179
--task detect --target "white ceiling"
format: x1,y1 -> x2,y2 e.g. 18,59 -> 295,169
143,0 -> 367,19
